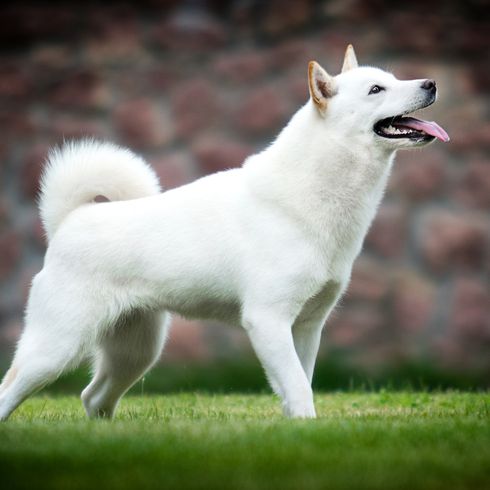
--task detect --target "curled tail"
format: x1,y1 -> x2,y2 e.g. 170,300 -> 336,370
39,139 -> 161,241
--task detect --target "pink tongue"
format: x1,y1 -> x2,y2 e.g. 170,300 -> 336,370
395,117 -> 450,142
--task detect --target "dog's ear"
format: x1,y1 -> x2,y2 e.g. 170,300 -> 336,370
341,44 -> 358,73
308,61 -> 336,115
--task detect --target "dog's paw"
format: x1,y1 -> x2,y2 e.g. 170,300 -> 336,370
81,388 -> 114,419
282,399 -> 317,419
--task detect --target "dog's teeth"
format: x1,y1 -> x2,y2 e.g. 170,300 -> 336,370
382,124 -> 418,137
382,123 -> 416,137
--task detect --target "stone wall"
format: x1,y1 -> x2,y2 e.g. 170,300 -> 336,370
0,1 -> 488,372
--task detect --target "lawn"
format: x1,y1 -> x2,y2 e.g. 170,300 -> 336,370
0,392 -> 489,490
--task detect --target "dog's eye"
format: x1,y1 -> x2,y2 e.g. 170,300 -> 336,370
368,85 -> 385,95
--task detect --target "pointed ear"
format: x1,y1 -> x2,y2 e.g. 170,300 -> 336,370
341,44 -> 358,73
308,61 -> 336,115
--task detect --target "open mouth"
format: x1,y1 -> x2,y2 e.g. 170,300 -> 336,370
374,115 -> 450,142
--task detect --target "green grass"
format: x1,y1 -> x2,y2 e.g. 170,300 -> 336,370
1,392 -> 489,490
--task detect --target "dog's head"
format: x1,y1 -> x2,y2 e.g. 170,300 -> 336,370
308,45 -> 449,149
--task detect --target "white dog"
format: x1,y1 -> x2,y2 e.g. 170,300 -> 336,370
0,46 -> 449,420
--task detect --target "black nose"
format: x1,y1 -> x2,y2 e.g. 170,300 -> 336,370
421,79 -> 436,92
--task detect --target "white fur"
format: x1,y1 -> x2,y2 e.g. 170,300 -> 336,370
39,140 -> 161,241
0,58 -> 440,420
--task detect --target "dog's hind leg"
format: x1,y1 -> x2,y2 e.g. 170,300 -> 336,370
0,344 -> 83,422
81,310 -> 169,419
0,272 -> 99,421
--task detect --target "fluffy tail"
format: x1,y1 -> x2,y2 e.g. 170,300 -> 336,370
39,139 -> 161,241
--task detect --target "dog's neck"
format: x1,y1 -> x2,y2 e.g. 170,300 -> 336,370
245,102 -> 396,251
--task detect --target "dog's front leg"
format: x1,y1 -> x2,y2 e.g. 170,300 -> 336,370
242,308 -> 316,418
292,280 -> 343,384
292,321 -> 323,385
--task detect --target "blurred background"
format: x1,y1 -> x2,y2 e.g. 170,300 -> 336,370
0,0 -> 488,392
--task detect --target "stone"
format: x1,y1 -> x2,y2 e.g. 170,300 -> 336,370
21,144 -> 50,200
18,265 -> 41,304
365,202 -> 407,258
31,216 -> 47,250
145,67 -> 180,92
0,3 -> 488,372
192,136 -> 254,174
171,80 -> 220,139
470,59 -> 489,94
450,277 -> 490,340
0,63 -> 31,99
433,276 -> 490,370
268,39 -> 309,70
0,110 -> 35,138
390,149 -> 446,201
50,116 -> 107,140
454,160 -> 490,209
0,5 -> 76,46
385,12 -> 443,55
419,210 -> 488,272
164,316 -> 210,361
213,51 -> 268,84
152,5 -> 227,51
0,231 -> 21,280
328,306 -> 386,348
113,98 -> 173,149
30,45 -> 72,70
49,70 -> 110,109
0,199 -> 9,228
234,86 -> 289,135
259,0 -> 312,37
0,319 -> 22,347
347,257 -> 391,303
392,270 -> 436,333
287,76 -> 309,105
150,151 -> 197,190
83,8 -> 144,65
322,0 -> 372,23
443,104 -> 489,153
